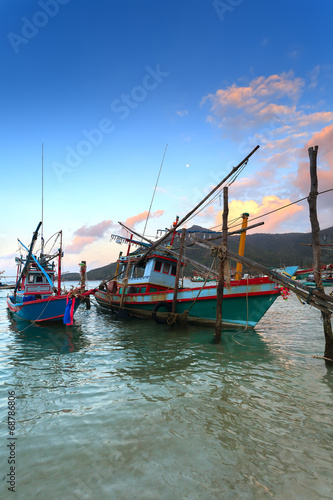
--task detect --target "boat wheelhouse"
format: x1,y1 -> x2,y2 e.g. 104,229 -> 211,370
114,250 -> 181,293
13,256 -> 56,302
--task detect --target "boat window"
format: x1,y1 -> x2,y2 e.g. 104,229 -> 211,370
28,275 -> 34,283
140,287 -> 146,293
171,265 -> 177,276
134,267 -> 145,278
36,276 -> 43,283
150,287 -> 157,293
154,261 -> 162,272
163,263 -> 170,274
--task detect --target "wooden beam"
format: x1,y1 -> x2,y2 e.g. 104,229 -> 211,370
172,228 -> 186,314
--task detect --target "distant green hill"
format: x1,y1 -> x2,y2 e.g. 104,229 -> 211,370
63,225 -> 333,281
63,262 -> 117,282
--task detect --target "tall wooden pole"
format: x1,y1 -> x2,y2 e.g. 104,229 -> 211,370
307,146 -> 333,361
79,260 -> 86,290
215,187 -> 228,341
172,228 -> 186,314
308,146 -> 323,291
120,258 -> 131,310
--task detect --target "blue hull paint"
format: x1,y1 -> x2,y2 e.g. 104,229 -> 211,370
7,295 -> 81,322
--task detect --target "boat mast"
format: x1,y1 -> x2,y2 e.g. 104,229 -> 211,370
41,143 -> 44,254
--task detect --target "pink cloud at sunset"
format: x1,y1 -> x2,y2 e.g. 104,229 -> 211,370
65,235 -> 96,254
73,220 -> 114,238
65,220 -> 115,254
201,70 -> 332,234
203,72 -> 304,133
214,196 -> 304,234
65,211 -> 165,258
123,210 -> 164,230
203,71 -> 333,150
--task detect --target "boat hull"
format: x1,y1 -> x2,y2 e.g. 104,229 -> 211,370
7,294 -> 81,322
95,277 -> 280,328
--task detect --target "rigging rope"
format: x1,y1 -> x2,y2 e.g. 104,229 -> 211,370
142,144 -> 168,239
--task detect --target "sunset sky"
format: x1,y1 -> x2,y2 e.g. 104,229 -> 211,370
1,0 -> 332,276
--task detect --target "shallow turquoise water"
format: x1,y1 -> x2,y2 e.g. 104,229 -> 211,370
1,282 -> 333,499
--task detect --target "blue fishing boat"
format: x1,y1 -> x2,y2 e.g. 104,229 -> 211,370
7,222 -> 89,324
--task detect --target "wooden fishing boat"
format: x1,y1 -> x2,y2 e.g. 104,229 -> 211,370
7,222 -> 91,324
95,247 -> 281,329
95,147 -> 282,329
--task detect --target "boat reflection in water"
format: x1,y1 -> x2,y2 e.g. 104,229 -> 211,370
7,311 -> 90,357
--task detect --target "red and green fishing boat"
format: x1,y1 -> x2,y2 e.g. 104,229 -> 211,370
95,147 -> 281,328
95,244 -> 280,329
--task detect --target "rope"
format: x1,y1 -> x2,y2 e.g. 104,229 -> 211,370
167,258 -> 217,326
311,355 -> 333,361
187,258 -> 216,314
13,295 -> 55,332
227,160 -> 248,186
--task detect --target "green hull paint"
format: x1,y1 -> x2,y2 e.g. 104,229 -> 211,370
95,290 -> 280,328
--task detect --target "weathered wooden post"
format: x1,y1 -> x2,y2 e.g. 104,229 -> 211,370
119,257 -> 131,311
215,186 -> 228,341
79,260 -> 86,290
172,228 -> 186,314
308,145 -> 333,361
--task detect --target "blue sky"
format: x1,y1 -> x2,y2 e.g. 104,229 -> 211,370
1,0 -> 333,276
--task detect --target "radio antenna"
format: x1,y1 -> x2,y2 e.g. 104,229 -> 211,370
41,143 -> 44,253
142,144 -> 168,239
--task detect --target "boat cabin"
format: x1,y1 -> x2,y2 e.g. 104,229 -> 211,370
116,251 -> 183,291
15,258 -> 55,301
